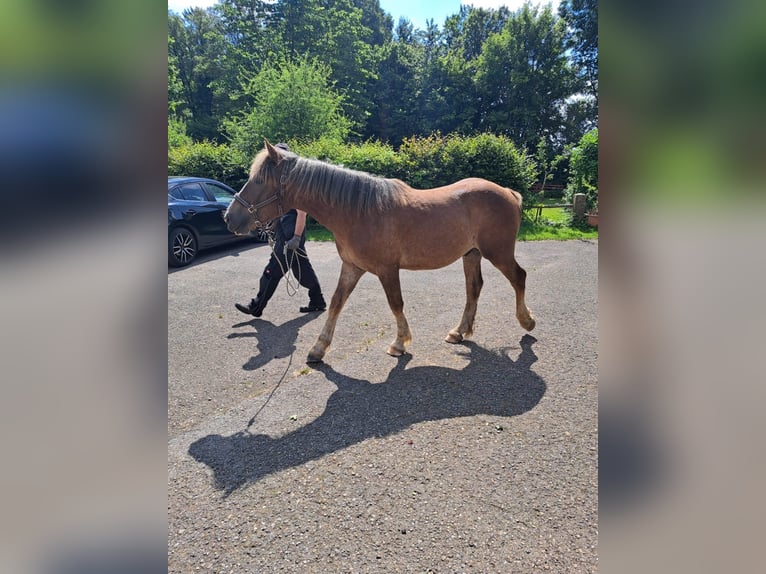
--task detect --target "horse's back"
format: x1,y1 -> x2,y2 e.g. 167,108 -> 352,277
414,178 -> 522,222
352,178 -> 522,270
423,178 -> 524,261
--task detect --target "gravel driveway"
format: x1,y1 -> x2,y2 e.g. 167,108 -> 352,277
168,239 -> 598,573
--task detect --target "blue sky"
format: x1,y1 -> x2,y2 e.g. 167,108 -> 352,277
167,1 -> 560,31
378,1 -> 560,30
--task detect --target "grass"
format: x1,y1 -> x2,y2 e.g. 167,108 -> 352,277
305,222 -> 335,242
304,199 -> 598,243
518,217 -> 598,241
519,197 -> 598,241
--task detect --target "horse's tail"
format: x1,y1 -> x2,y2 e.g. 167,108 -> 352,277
508,188 -> 523,208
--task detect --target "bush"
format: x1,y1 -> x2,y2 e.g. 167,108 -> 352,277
168,141 -> 248,189
226,57 -> 351,159
168,117 -> 192,149
292,138 -> 405,179
166,134 -> 537,201
565,128 -> 598,212
400,133 -> 536,195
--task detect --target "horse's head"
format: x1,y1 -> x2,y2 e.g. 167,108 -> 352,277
224,140 -> 291,235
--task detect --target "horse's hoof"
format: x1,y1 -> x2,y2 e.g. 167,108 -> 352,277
386,345 -> 405,357
520,316 -> 536,331
306,348 -> 325,363
445,331 -> 463,344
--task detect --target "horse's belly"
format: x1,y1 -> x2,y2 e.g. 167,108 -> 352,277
400,257 -> 461,270
398,239 -> 473,270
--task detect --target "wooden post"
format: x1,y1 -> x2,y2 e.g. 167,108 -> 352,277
573,193 -> 586,220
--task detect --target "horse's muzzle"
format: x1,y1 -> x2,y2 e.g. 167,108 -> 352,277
224,211 -> 249,236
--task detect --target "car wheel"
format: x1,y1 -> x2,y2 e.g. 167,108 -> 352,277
169,227 -> 197,267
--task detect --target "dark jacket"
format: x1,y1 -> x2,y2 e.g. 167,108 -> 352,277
278,209 -> 300,240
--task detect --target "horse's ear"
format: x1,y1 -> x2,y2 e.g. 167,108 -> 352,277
264,139 -> 281,164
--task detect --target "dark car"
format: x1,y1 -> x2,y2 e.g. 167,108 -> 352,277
168,176 -> 267,267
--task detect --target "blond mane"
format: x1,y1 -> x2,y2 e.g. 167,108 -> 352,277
249,149 -> 405,214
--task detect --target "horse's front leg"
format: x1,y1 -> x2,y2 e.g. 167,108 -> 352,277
307,261 -> 365,363
378,268 -> 412,356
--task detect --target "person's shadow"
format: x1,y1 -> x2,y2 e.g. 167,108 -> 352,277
189,335 -> 545,496
228,313 -> 319,371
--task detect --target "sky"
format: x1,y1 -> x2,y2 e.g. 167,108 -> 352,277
167,1 -> 561,31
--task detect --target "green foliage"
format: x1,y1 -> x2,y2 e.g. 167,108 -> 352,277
168,3 -> 597,153
559,0 -> 598,100
341,141 -> 405,177
366,40 -> 423,143
565,128 -> 598,211
475,4 -> 575,150
293,133 -> 536,194
168,8 -> 232,142
168,117 -> 192,149
225,57 -> 351,158
292,137 -> 406,178
399,133 -> 536,194
519,216 -> 598,241
168,141 -> 248,188
167,34 -> 184,116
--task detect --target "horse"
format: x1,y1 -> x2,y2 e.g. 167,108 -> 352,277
224,140 -> 535,363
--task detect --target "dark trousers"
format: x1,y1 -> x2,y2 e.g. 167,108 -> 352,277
252,232 -> 323,313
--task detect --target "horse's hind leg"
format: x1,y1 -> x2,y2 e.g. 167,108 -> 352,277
307,261 -> 365,363
446,248 -> 483,344
489,254 -> 536,332
378,268 -> 412,356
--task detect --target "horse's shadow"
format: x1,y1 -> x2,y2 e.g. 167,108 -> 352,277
228,312 -> 319,371
189,335 -> 545,496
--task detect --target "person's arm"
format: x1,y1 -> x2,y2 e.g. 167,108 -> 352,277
293,210 -> 308,237
285,210 -> 307,251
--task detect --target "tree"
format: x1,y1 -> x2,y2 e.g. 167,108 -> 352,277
212,0 -> 285,117
566,128 -> 598,211
353,0 -> 394,46
443,4 -> 509,61
225,57 -> 351,157
559,0 -> 598,100
367,40 -> 422,143
168,33 -> 184,117
168,8 -> 231,141
273,0 -> 381,136
475,4 -> 575,151
166,1 -> 592,151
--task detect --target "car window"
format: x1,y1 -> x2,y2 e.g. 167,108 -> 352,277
177,182 -> 207,202
203,182 -> 235,202
168,188 -> 183,200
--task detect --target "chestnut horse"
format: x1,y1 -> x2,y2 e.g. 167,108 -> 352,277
224,141 -> 535,363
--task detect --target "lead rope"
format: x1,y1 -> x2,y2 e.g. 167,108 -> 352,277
281,244 -> 300,296
283,244 -> 313,296
266,233 -> 310,297
245,348 -> 294,431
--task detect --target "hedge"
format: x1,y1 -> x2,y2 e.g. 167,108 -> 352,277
169,133 -> 537,198
168,141 -> 248,189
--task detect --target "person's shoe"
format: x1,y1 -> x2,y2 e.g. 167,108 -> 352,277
235,299 -> 263,317
300,300 -> 326,313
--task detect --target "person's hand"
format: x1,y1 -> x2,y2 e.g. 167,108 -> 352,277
285,235 -> 301,252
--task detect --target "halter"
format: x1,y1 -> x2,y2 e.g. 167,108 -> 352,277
232,172 -> 288,224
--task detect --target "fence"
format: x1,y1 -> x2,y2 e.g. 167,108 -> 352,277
525,193 -> 586,222
529,182 -> 566,197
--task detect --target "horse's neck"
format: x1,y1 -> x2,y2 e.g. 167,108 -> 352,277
283,186 -> 342,233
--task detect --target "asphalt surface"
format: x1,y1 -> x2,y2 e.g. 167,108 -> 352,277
168,239 -> 598,573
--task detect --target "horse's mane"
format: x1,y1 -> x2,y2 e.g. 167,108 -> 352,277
250,148 -> 405,215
